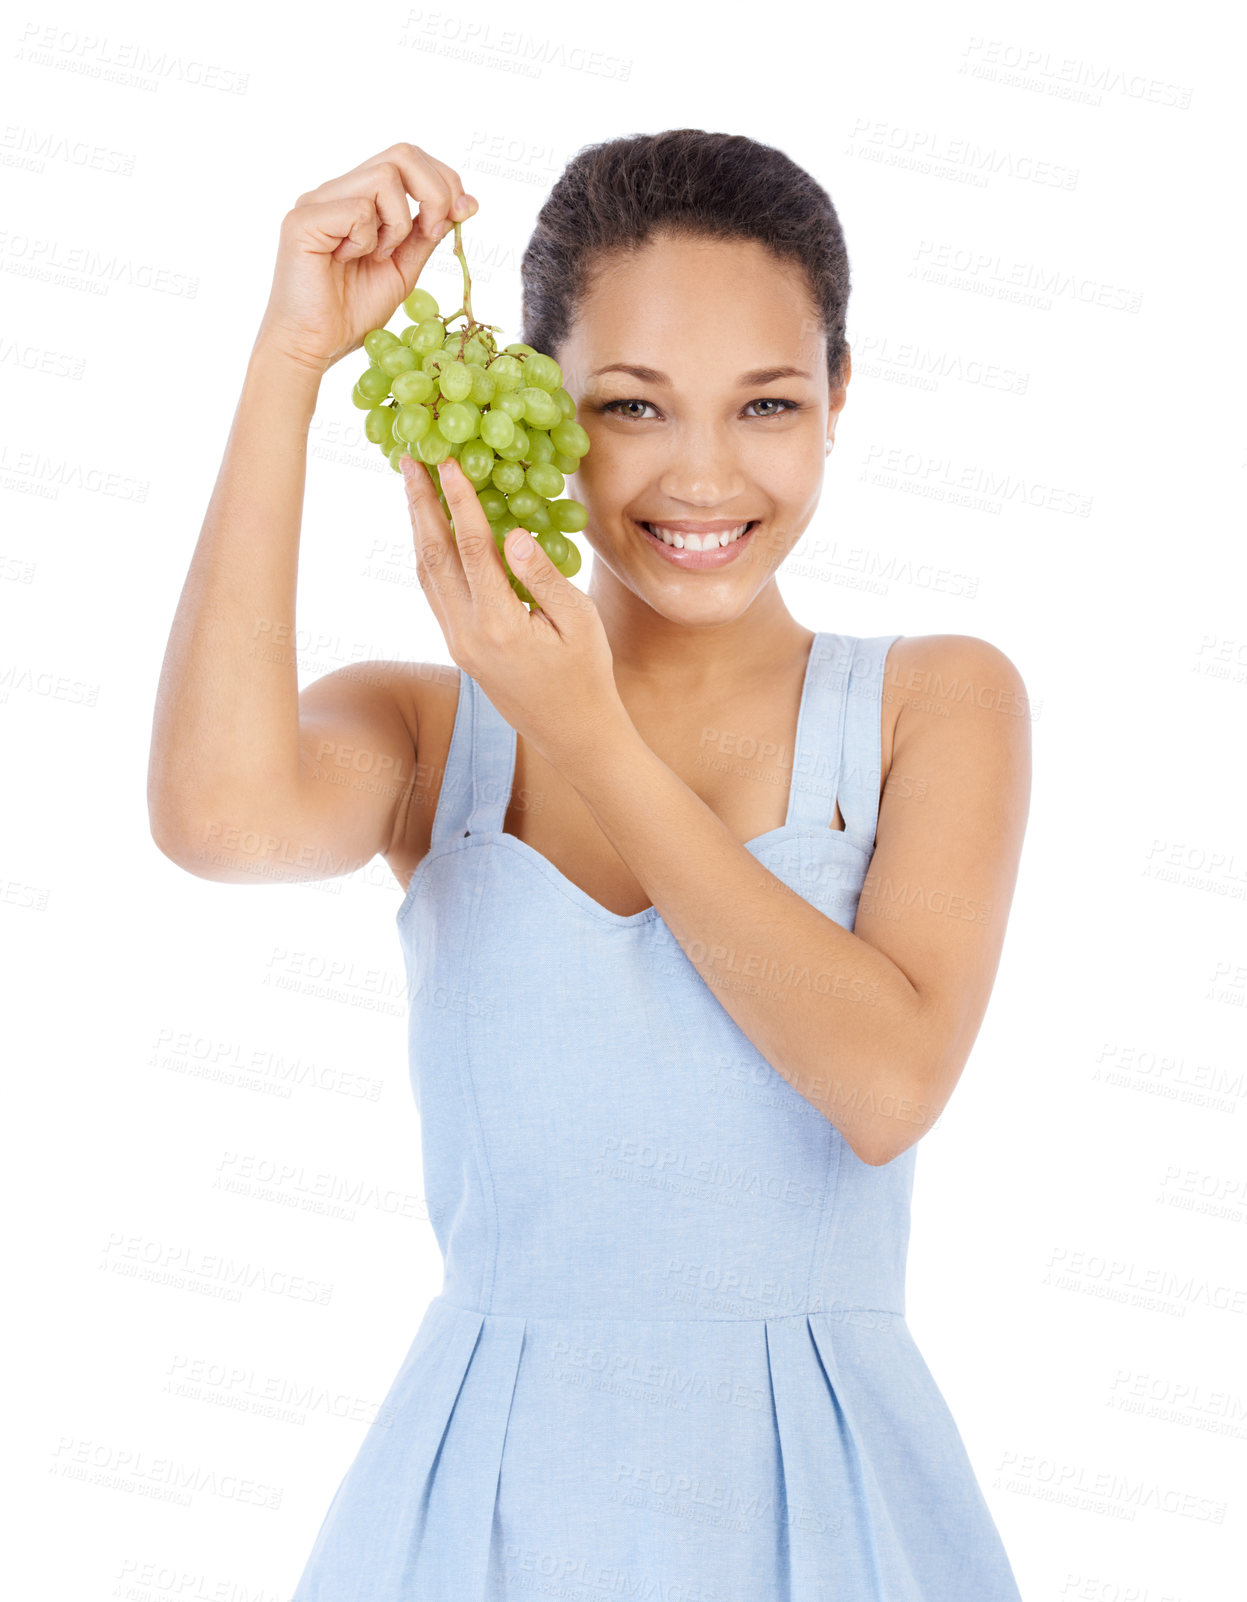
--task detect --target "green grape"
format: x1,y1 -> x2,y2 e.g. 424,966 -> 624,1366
364,327 -> 401,360
492,390 -> 527,423
526,462 -> 564,499
365,405 -> 396,445
352,381 -> 376,411
478,487 -> 509,521
438,362 -> 475,403
394,403 -> 433,443
357,367 -> 392,404
480,410 -> 516,451
551,498 -> 588,533
411,318 -> 446,354
551,419 -> 590,457
422,350 -> 455,379
506,487 -> 542,520
553,387 -> 577,419
496,424 -> 530,462
551,449 -> 579,474
388,441 -> 410,473
558,541 -> 582,579
417,430 -> 454,465
458,439 -> 495,482
392,369 -> 434,404
519,387 -> 562,429
522,353 -> 562,392
399,324 -> 422,348
537,529 -> 570,567
491,460 -> 525,495
526,430 -> 555,465
379,345 -> 418,377
504,342 -> 538,358
468,365 -> 497,406
526,501 -> 554,535
437,401 -> 480,444
463,335 -> 491,365
486,354 -> 524,392
403,286 -> 440,323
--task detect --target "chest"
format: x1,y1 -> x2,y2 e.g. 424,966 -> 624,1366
401,665 -> 892,921
504,724 -> 847,920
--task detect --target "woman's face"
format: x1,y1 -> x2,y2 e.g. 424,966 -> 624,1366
556,231 -> 846,627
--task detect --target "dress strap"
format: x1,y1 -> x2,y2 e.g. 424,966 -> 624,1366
429,670 -> 515,847
836,633 -> 903,849
785,631 -> 856,832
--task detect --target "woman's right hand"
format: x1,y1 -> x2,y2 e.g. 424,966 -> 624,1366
254,142 -> 478,376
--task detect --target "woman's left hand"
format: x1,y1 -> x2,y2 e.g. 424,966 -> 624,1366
402,451 -> 627,776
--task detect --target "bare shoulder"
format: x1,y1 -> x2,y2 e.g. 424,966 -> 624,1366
351,658 -> 462,884
296,657 -> 460,885
884,632 -> 1029,731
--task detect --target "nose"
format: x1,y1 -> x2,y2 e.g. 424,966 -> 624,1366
655,428 -> 747,507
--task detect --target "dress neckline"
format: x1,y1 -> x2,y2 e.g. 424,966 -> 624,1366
395,630 -> 896,932
486,628 -> 837,928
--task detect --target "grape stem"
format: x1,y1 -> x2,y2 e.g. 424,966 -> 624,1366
452,220 -> 474,327
441,223 -> 505,345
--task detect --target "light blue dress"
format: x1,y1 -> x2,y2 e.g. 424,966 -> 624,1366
290,630 -> 1023,1601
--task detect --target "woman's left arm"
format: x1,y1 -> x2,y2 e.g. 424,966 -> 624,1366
564,634 -> 1033,1167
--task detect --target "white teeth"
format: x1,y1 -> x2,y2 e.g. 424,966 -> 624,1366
644,521 -> 752,552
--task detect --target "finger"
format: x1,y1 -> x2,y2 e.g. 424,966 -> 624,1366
435,457 -> 517,618
286,196 -> 381,264
389,187 -> 478,287
501,526 -> 554,617
367,161 -> 421,259
302,160 -> 411,261
407,148 -> 476,240
294,143 -> 475,254
401,453 -> 471,617
501,525 -> 590,627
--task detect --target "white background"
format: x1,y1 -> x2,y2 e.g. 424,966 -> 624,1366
3,1 -> 1243,1597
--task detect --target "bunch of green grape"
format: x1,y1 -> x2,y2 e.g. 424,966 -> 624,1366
350,220 -> 589,607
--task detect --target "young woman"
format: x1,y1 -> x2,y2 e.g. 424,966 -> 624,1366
149,132 -> 1030,1601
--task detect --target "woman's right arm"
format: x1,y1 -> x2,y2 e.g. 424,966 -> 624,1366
146,143 -> 476,886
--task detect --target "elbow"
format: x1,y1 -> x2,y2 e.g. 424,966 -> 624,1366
855,1133 -> 919,1168
149,802 -> 208,873
150,818 -> 194,871
847,1060 -> 940,1168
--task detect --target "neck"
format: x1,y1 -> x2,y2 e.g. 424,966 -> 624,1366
587,573 -> 814,703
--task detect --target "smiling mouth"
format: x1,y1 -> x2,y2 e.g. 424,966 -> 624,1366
639,520 -> 759,552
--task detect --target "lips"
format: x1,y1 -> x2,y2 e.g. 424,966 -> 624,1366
634,518 -> 760,570
641,520 -> 758,552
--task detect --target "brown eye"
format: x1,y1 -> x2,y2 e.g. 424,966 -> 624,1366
745,398 -> 800,417
600,399 -> 657,419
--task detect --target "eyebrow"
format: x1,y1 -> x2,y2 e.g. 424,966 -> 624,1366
587,362 -> 812,386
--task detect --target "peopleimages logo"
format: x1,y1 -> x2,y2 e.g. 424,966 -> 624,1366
14,23 -> 249,94
958,36 -> 1193,110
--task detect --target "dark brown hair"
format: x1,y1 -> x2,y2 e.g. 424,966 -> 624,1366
520,129 -> 851,388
